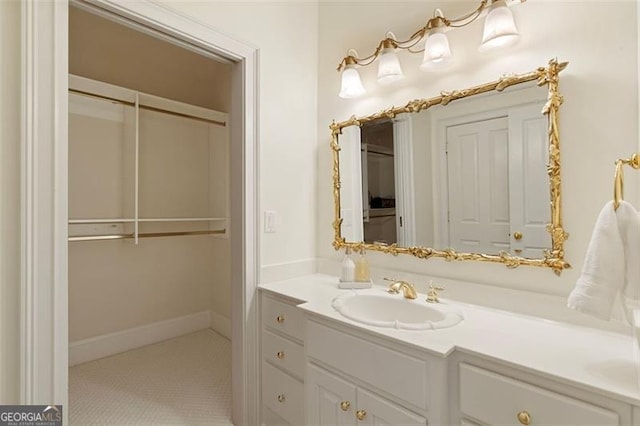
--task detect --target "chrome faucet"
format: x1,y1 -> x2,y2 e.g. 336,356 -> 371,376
384,278 -> 418,300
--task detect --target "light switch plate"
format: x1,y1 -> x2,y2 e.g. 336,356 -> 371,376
264,210 -> 277,233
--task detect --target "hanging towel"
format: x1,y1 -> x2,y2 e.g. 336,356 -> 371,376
568,200 -> 640,323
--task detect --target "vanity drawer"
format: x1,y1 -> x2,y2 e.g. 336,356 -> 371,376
262,361 -> 304,426
306,319 -> 428,410
262,329 -> 304,379
459,363 -> 619,426
261,295 -> 305,341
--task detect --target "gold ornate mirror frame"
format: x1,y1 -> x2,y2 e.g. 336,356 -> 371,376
330,58 -> 570,275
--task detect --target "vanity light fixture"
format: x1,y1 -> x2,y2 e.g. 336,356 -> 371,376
377,32 -> 404,85
337,0 -> 524,98
339,54 -> 366,98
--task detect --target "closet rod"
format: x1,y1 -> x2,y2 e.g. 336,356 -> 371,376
68,219 -> 135,224
367,214 -> 396,219
139,104 -> 226,127
69,88 -> 226,127
366,149 -> 394,158
69,88 -> 135,107
68,229 -> 225,242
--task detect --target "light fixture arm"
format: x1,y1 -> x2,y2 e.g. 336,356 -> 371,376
337,34 -> 407,71
445,0 -> 488,28
337,43 -> 384,71
336,0 -> 524,71
337,29 -> 427,71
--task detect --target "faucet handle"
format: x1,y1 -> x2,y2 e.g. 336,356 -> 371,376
384,277 -> 401,293
426,285 -> 444,303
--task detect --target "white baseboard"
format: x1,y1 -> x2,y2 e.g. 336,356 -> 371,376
210,310 -> 231,340
260,258 -> 317,284
69,311 -> 211,366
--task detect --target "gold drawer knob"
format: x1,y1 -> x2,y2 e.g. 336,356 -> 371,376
277,394 -> 286,403
356,410 -> 367,421
276,351 -> 285,359
517,410 -> 531,425
513,231 -> 523,241
340,401 -> 351,411
276,315 -> 285,323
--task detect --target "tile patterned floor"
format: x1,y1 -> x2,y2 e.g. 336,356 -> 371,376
69,329 -> 232,425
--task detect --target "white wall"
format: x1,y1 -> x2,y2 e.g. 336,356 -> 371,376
317,1 -> 639,296
160,1 -> 319,280
0,0 -> 20,404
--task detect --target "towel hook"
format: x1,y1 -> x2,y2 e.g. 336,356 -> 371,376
613,153 -> 640,210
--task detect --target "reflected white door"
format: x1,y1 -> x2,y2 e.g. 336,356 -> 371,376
340,126 -> 364,242
508,103 -> 550,258
446,117 -> 510,253
393,116 -> 416,247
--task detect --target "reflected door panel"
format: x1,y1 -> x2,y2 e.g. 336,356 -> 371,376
447,117 -> 510,253
508,103 -> 550,258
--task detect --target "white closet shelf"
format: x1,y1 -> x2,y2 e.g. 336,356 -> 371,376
138,217 -> 227,222
69,218 -> 226,224
68,229 -> 226,242
69,219 -> 135,224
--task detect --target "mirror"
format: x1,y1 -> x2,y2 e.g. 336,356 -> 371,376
331,59 -> 570,275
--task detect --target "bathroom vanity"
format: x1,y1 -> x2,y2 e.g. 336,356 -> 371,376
259,274 -> 640,426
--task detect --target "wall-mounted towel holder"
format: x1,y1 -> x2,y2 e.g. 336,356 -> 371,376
614,153 -> 640,210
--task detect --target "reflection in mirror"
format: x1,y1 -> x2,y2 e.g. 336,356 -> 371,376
362,120 -> 397,245
333,59 -> 570,274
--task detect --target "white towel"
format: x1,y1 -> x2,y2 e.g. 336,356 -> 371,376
568,200 -> 640,323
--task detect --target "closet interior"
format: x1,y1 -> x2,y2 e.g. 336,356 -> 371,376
68,6 -> 233,424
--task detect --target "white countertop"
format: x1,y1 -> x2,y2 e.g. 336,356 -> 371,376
259,273 -> 640,406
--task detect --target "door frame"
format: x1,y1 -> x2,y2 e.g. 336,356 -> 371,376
20,1 -> 260,425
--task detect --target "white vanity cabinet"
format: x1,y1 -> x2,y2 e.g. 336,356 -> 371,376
307,364 -> 427,425
305,317 -> 448,426
258,278 -> 640,426
451,355 -> 634,426
260,291 -> 306,426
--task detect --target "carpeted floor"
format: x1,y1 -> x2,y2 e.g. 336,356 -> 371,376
69,329 -> 232,425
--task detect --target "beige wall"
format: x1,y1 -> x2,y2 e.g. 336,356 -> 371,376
159,1 -> 319,271
69,239 -> 217,340
317,1 -> 639,296
69,9 -> 232,341
70,7 -> 231,112
0,0 -> 21,404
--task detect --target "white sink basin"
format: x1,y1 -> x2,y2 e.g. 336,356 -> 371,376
331,292 -> 464,331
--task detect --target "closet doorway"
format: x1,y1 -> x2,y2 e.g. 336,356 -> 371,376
67,5 -> 235,424
47,3 -> 256,423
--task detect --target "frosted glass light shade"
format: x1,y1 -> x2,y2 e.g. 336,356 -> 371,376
377,47 -> 404,85
339,64 -> 366,98
420,29 -> 452,70
479,0 -> 519,52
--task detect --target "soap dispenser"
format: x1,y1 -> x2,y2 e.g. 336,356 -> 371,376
340,247 -> 356,283
354,248 -> 370,282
